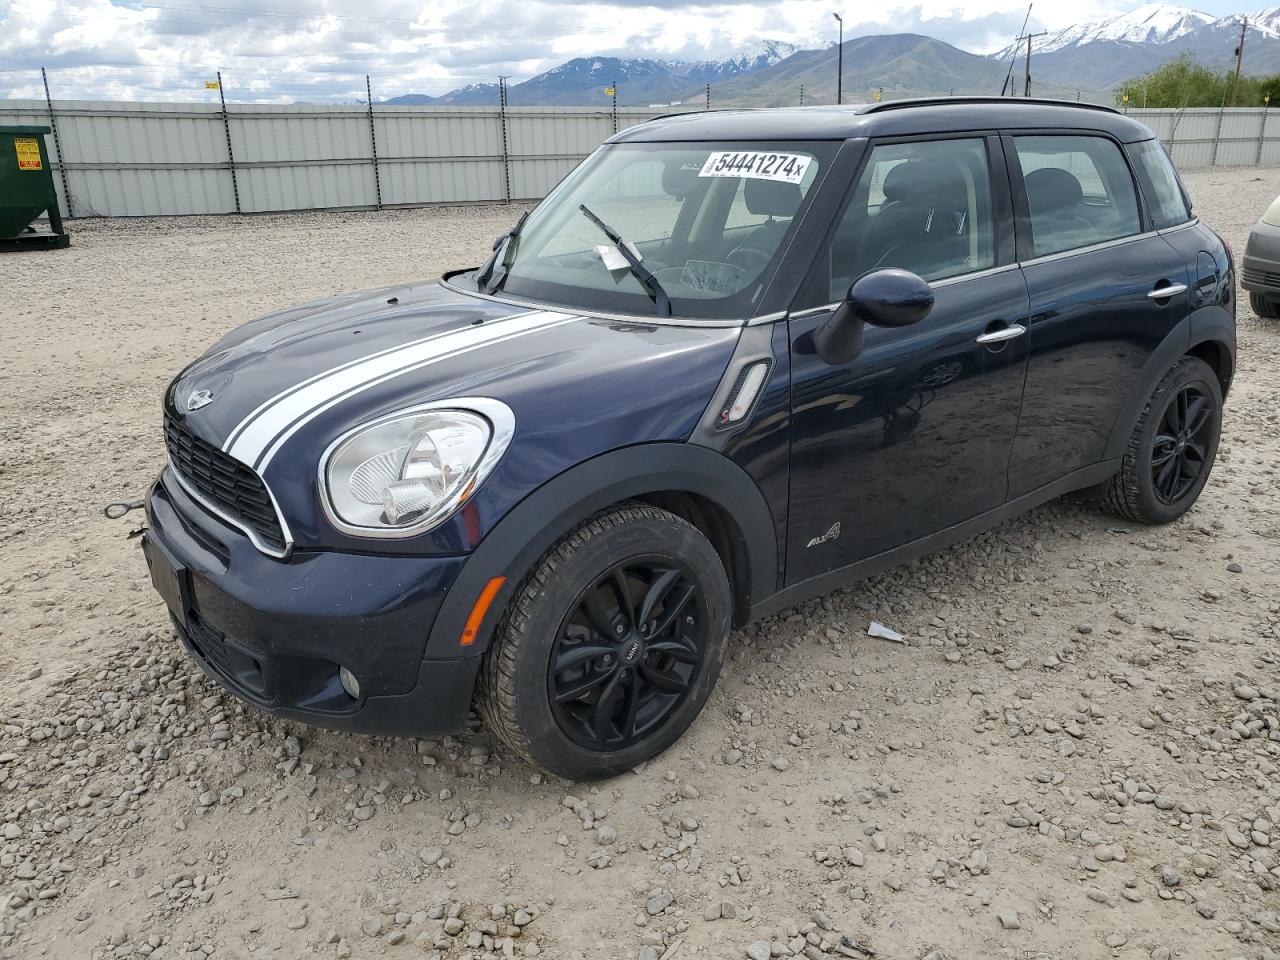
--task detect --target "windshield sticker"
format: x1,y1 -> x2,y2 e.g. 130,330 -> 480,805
681,259 -> 744,294
594,241 -> 641,272
698,151 -> 812,184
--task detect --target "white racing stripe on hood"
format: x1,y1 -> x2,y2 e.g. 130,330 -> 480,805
222,308 -> 539,455
225,309 -> 577,471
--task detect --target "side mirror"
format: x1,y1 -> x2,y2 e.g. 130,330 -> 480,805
814,268 -> 934,365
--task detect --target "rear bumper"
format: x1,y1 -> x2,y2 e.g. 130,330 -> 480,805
144,468 -> 478,737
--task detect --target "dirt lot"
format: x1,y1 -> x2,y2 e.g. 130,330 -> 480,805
2,168 -> 1278,960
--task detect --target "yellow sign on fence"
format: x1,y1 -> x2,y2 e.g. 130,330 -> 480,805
604,87 -> 615,97
14,137 -> 42,171
205,80 -> 220,90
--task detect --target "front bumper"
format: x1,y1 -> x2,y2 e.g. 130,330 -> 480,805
1242,221 -> 1280,294
144,468 -> 478,737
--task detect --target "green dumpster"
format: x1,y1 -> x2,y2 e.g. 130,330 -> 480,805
0,125 -> 70,252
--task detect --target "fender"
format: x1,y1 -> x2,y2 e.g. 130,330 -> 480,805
1102,304 -> 1234,461
423,442 -> 779,660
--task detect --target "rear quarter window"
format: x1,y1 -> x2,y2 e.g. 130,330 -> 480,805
1129,139 -> 1191,230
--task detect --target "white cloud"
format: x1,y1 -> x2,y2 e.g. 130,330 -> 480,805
0,0 -> 1133,102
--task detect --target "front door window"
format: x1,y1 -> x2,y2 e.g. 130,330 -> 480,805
827,137 -> 996,299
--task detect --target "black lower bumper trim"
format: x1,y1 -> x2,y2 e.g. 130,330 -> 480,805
176,614 -> 481,737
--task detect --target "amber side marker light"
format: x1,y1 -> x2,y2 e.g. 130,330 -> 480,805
460,576 -> 507,646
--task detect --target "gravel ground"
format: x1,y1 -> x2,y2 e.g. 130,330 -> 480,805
2,169 -> 1279,960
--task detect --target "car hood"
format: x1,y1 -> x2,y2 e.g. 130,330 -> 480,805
168,282 -> 742,542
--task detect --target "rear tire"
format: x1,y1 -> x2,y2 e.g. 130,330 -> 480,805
1250,292 -> 1280,320
477,502 -> 731,780
1101,356 -> 1221,525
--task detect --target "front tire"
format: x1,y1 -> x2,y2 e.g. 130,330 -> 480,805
1250,292 -> 1280,320
1101,356 -> 1222,525
477,503 -> 731,780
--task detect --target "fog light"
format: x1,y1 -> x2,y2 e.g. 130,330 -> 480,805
339,666 -> 361,700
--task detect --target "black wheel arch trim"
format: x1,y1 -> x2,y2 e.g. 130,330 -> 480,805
1102,307 -> 1234,462
424,442 -> 778,661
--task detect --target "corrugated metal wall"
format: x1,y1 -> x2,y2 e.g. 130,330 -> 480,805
1126,107 -> 1278,169
1,100 -> 1276,220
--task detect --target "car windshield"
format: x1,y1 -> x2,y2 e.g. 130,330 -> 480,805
485,141 -> 831,320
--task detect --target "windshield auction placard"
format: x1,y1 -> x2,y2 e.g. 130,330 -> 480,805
697,151 -> 812,184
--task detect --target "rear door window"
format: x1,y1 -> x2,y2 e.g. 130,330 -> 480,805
1012,135 -> 1141,258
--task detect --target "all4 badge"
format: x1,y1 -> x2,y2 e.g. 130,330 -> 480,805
805,522 -> 841,548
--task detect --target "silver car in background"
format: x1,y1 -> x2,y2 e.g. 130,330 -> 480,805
1243,193 -> 1280,319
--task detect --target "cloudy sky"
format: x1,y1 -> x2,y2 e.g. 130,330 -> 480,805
0,0 -> 1249,102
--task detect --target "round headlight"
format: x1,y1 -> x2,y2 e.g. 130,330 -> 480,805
322,401 -> 512,535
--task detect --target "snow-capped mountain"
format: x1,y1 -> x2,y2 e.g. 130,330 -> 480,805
367,8 -> 1280,110
985,5 -> 1280,95
432,41 -> 799,107
1240,5 -> 1280,37
990,5 -> 1280,72
994,4 -> 1214,58
703,40 -> 799,76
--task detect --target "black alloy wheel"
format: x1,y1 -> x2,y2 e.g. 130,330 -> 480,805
1101,355 -> 1222,525
548,558 -> 706,751
1150,385 -> 1214,505
476,502 -> 731,780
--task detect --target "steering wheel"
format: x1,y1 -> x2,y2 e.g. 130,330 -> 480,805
726,245 -> 772,274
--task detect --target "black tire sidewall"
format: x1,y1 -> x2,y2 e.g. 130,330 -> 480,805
506,513 -> 730,780
1251,292 -> 1280,320
1131,358 -> 1222,524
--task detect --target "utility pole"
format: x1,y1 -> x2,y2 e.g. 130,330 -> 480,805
1001,3 -> 1033,96
1016,31 -> 1047,97
799,84 -> 805,106
833,13 -> 843,105
705,82 -> 710,110
1232,17 -> 1247,107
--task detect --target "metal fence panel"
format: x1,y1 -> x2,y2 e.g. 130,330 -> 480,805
2,100 -> 1275,219
380,157 -> 505,205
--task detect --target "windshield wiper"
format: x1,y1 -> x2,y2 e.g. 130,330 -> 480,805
578,204 -> 672,316
478,211 -> 529,294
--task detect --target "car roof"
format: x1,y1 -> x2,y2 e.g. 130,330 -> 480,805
611,97 -> 1155,145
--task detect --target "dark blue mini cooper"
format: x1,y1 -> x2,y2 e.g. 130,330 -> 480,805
145,98 -> 1235,779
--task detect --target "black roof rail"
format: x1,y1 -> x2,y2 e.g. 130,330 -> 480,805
640,107 -> 740,124
862,96 -> 1120,116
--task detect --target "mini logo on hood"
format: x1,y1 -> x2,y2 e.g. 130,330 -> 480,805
186,389 -> 215,412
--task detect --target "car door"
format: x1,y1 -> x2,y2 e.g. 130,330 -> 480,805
785,134 -> 1030,585
1004,132 -> 1192,497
